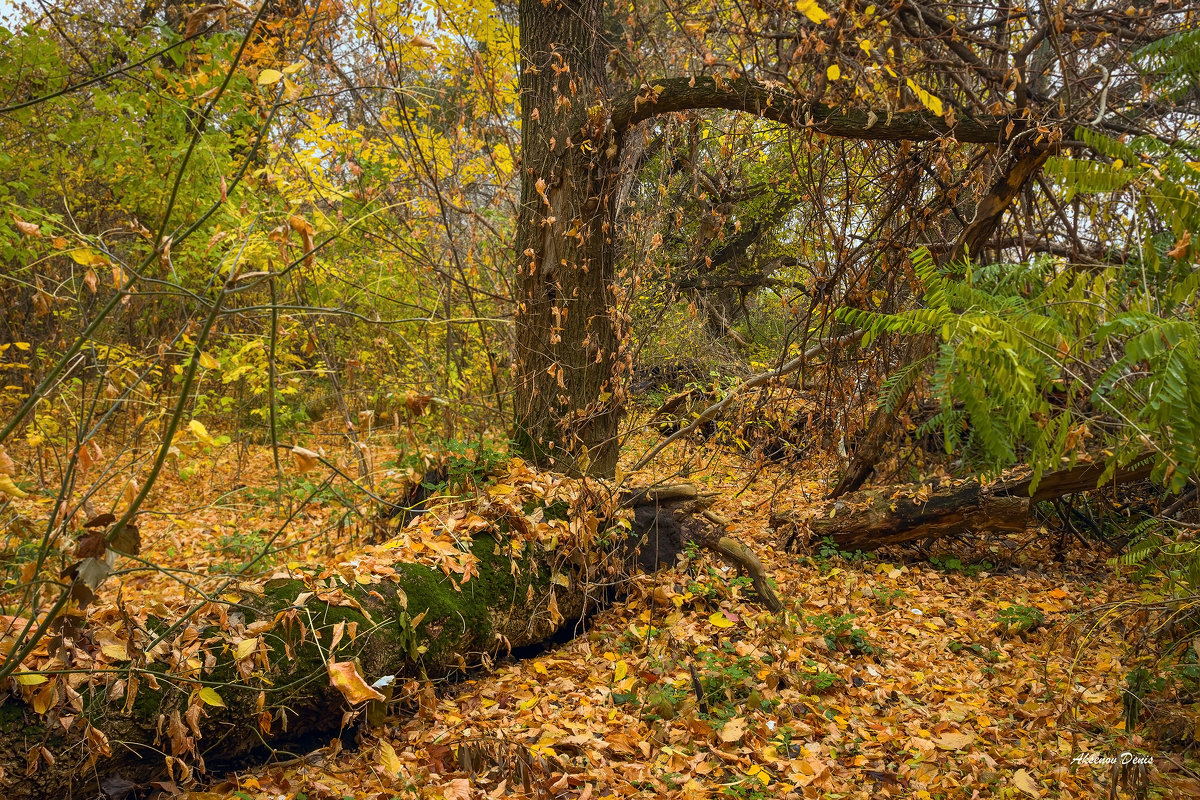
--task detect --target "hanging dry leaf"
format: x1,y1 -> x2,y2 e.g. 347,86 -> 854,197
292,446 -> 321,473
1167,229 -> 1191,259
0,446 -> 16,476
13,215 -> 41,237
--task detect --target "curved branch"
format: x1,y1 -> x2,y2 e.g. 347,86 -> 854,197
611,76 -> 1008,144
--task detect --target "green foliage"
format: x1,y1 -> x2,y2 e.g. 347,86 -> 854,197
929,554 -> 993,577
202,529 -> 272,575
805,612 -> 874,653
995,603 -> 1045,637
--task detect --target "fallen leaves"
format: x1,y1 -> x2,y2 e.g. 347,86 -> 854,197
0,430 -> 1157,798
1012,767 -> 1042,797
718,716 -> 747,743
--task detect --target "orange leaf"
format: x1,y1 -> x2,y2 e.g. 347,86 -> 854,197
328,660 -> 385,704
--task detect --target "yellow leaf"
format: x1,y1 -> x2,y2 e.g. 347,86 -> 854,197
0,474 -> 28,498
795,0 -> 829,23
198,687 -> 226,707
826,64 -> 840,81
533,661 -> 548,676
32,682 -> 54,714
328,660 -> 385,704
709,611 -> 735,628
518,696 -> 539,710
101,644 -> 130,661
906,78 -> 944,116
859,38 -> 873,52
282,60 -> 306,75
613,659 -> 628,681
747,764 -> 771,785
378,739 -> 403,777
235,637 -> 258,661
189,419 -> 216,446
198,352 -> 220,370
14,673 -> 47,685
69,248 -> 107,267
258,69 -> 284,85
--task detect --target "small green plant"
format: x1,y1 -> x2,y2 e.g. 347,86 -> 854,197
929,554 -> 993,577
798,659 -> 844,694
948,640 -> 1000,663
995,603 -> 1045,636
872,587 -> 907,607
203,529 -> 272,574
806,612 -> 875,653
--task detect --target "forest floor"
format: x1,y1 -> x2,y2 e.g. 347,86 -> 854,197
7,430 -> 1198,800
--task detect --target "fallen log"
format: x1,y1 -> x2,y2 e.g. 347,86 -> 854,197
1,472 -> 783,798
0,533 -> 604,799
778,455 -> 1157,552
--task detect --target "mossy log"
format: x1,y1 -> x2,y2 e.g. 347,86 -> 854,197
780,456 -> 1157,552
0,534 -> 602,799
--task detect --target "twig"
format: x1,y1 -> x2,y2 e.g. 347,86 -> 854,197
630,331 -> 862,471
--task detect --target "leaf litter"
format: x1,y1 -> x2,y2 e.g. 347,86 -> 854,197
2,434 -> 1191,799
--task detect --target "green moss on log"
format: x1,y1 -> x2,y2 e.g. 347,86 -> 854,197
1,532 -> 595,800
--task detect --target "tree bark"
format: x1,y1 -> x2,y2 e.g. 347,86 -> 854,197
512,0 -> 625,477
0,534 -> 604,799
797,482 -> 1030,552
611,77 -> 1010,143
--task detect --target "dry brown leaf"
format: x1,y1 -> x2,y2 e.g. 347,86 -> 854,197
719,716 -> 747,743
292,446 -> 320,473
934,732 -> 974,750
13,215 -> 40,237
441,778 -> 471,800
1012,768 -> 1042,797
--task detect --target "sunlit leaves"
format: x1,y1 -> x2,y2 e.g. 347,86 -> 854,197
905,78 -> 944,117
795,0 -> 830,24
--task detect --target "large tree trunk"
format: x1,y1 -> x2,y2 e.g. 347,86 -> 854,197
0,534 -> 604,799
512,0 -> 625,477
